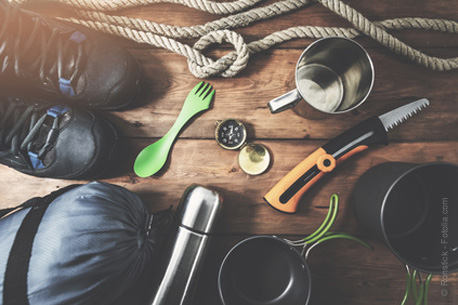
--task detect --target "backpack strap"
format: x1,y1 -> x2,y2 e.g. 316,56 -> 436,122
0,194 -> 54,219
0,196 -> 43,219
2,184 -> 80,305
0,207 -> 19,219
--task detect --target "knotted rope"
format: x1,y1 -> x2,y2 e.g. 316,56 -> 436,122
10,0 -> 458,78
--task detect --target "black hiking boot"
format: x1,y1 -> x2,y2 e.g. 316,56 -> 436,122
0,1 -> 142,110
0,97 -> 118,179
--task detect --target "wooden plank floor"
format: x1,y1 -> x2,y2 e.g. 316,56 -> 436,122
2,0 -> 458,304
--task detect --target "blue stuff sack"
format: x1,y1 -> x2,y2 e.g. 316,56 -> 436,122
0,182 -> 165,305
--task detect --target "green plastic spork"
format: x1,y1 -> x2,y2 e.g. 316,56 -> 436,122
134,82 -> 215,177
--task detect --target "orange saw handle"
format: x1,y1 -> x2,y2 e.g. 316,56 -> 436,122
264,116 -> 388,213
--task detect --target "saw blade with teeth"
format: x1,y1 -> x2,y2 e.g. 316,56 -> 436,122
378,98 -> 430,132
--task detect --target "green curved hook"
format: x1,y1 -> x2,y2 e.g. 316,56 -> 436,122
316,232 -> 373,250
401,270 -> 411,305
304,193 -> 339,244
403,269 -> 432,305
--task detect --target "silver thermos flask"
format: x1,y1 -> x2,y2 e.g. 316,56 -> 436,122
150,185 -> 223,305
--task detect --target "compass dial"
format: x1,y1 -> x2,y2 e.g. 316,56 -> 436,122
216,119 -> 247,150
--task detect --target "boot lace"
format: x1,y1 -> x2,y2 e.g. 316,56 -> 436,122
0,2 -> 87,96
0,98 -> 67,169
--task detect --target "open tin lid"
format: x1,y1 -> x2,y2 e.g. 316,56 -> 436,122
238,143 -> 270,176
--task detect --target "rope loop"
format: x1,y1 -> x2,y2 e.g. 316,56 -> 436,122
188,30 -> 250,78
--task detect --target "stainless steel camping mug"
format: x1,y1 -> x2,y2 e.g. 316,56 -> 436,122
268,37 -> 374,115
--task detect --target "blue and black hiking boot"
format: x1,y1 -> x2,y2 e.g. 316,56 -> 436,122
0,98 -> 118,179
0,1 -> 142,110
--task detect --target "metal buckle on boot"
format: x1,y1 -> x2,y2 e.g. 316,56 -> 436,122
27,105 -> 69,169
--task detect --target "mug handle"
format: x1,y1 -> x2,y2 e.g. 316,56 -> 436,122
267,89 -> 301,113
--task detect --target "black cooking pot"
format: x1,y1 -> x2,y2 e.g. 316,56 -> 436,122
353,162 -> 458,274
218,236 -> 311,305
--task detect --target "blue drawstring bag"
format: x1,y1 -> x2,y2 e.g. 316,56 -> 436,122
0,182 -> 166,305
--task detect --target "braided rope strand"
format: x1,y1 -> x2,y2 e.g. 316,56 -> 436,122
9,0 -> 265,13
320,0 -> 458,70
74,0 -> 312,39
9,0 -> 458,77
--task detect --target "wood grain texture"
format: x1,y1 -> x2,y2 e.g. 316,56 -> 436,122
29,0 -> 458,50
2,0 -> 458,304
113,0 -> 458,49
109,47 -> 458,141
1,140 -> 457,234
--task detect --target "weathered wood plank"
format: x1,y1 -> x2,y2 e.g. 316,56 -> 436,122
115,0 -> 458,49
119,0 -> 458,24
1,140 -> 457,235
29,0 -> 458,50
104,47 -> 458,141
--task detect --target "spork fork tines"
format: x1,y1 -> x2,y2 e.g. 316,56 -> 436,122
133,81 -> 215,177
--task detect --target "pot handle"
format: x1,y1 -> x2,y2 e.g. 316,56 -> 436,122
268,89 -> 301,113
401,266 -> 433,305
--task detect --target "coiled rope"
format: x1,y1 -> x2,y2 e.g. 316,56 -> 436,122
9,0 -> 458,78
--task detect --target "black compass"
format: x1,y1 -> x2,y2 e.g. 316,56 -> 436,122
215,119 -> 247,150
